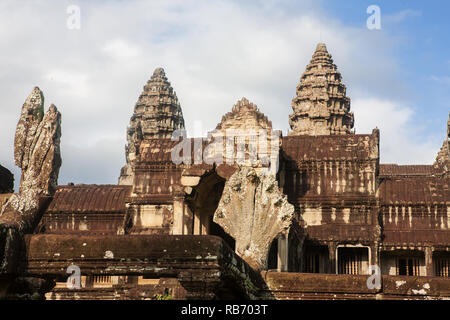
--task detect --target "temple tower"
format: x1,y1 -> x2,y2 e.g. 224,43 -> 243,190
289,43 -> 354,136
119,68 -> 185,185
435,112 -> 450,168
216,97 -> 273,131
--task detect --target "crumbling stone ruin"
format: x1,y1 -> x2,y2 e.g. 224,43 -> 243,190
0,43 -> 449,300
0,87 -> 61,298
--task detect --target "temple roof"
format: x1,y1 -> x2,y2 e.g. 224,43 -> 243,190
138,139 -> 180,163
282,133 -> 379,161
46,184 -> 131,214
379,164 -> 439,177
216,97 -> 272,131
382,230 -> 450,247
379,176 -> 449,204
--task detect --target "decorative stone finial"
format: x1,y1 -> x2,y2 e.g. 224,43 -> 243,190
288,43 -> 354,136
208,98 -> 279,171
315,43 -> 327,52
231,97 -> 258,114
150,67 -> 167,81
48,103 -> 57,113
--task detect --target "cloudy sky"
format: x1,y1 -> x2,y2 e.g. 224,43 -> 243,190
0,0 -> 449,191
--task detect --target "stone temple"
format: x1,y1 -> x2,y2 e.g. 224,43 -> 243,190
0,43 -> 449,300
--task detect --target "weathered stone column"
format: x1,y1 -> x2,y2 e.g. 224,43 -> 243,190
183,203 -> 193,235
200,208 -> 210,235
192,205 -> 209,236
425,246 -> 433,276
85,276 -> 94,288
328,242 -> 337,274
172,195 -> 185,235
277,234 -> 289,272
180,174 -> 202,235
297,242 -> 304,272
193,206 -> 201,235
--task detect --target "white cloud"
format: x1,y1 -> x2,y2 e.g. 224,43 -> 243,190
102,39 -> 142,60
43,70 -> 90,97
430,75 -> 450,86
352,97 -> 440,164
59,138 -> 125,186
384,9 -> 422,24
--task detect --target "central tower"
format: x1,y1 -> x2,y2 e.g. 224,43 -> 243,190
289,43 -> 354,135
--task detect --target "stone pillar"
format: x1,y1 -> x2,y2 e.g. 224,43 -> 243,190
193,206 -> 201,235
193,206 -> 209,236
296,238 -> 305,273
184,203 -> 193,235
277,234 -> 289,272
85,276 -> 94,288
180,174 -> 202,235
118,276 -> 128,286
371,242 -> 379,271
172,195 -> 185,235
200,209 -> 210,235
328,242 -> 337,274
279,167 -> 285,191
425,246 -> 433,276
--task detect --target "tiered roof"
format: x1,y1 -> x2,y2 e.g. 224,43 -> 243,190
119,68 -> 185,184
289,43 -> 354,135
131,68 -> 185,139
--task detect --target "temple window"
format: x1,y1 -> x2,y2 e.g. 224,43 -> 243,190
380,250 -> 425,276
396,257 -> 420,276
337,246 -> 369,275
434,252 -> 450,277
302,242 -> 329,273
93,275 -> 113,288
